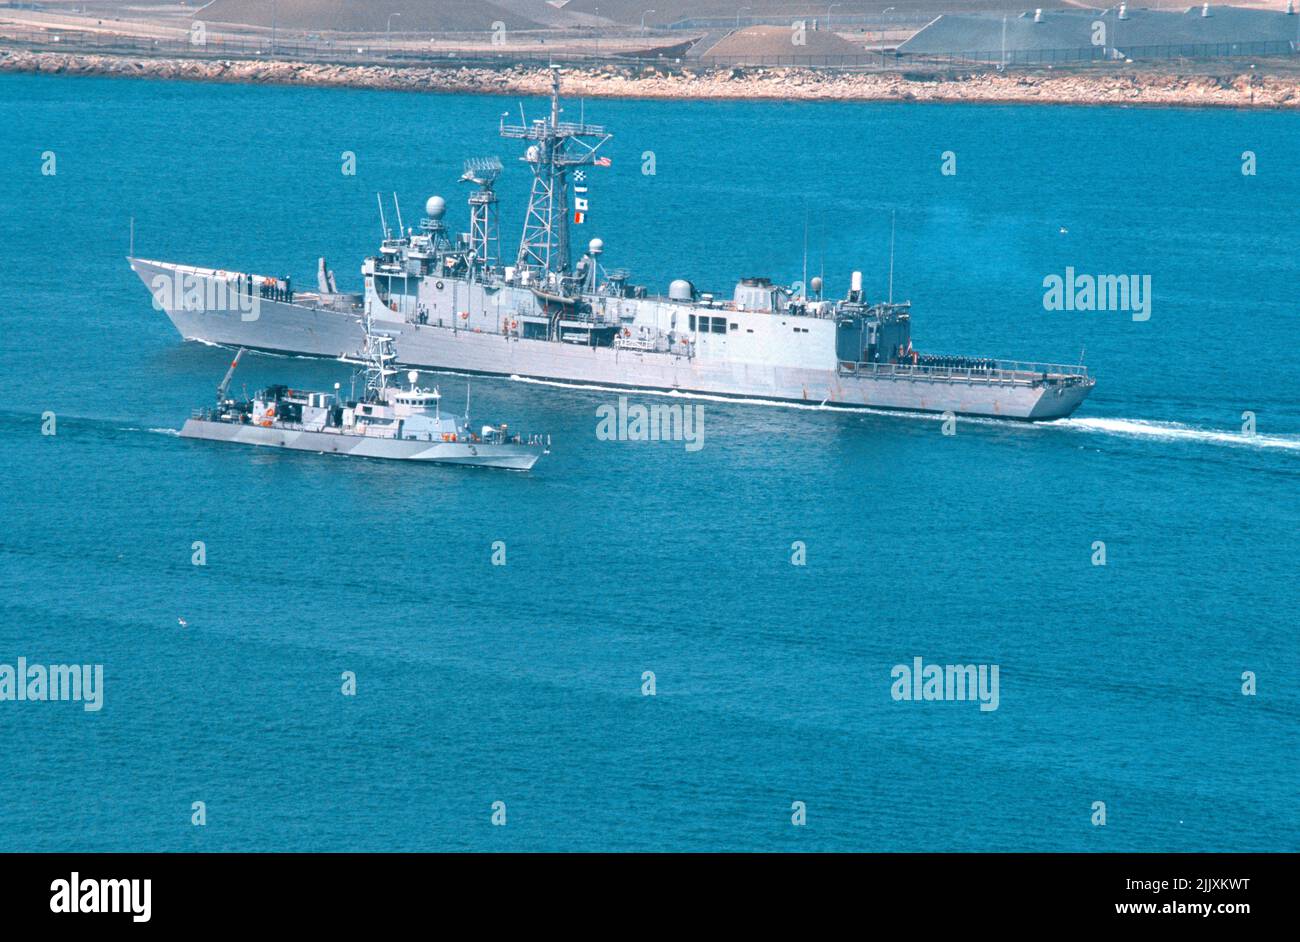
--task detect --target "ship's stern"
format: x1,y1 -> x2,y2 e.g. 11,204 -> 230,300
1026,377 -> 1096,420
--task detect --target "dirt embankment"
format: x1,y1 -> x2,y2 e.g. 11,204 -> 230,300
1,48 -> 1296,109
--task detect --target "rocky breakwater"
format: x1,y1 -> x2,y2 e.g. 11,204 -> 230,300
1,48 -> 1296,109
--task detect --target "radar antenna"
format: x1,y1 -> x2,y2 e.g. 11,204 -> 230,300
500,67 -> 612,280
460,156 -> 503,271
376,193 -> 391,240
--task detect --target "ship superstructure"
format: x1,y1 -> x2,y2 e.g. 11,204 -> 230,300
132,67 -> 1094,421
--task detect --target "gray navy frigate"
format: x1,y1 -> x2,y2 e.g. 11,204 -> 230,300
131,69 -> 1094,421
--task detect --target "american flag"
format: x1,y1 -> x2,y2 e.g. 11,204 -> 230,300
594,156 -> 611,167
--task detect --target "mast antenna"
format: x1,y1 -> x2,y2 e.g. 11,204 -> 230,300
377,193 -> 390,240
392,192 -> 404,236
801,209 -> 809,299
888,210 -> 897,305
818,211 -> 826,285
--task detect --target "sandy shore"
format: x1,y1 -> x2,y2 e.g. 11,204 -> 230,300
2,48 -> 1297,109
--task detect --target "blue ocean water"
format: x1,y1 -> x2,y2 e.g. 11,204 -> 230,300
0,73 -> 1296,851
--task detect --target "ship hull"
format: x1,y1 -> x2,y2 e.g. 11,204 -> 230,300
134,258 -> 1091,422
180,419 -> 541,470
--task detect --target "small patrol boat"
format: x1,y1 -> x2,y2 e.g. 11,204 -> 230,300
180,316 -> 548,470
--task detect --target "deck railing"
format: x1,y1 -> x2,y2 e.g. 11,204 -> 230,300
838,358 -> 1091,386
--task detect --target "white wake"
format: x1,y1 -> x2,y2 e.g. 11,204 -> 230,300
510,376 -> 1300,452
1047,417 -> 1300,451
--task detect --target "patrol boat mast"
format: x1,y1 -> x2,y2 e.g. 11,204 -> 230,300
360,310 -> 399,402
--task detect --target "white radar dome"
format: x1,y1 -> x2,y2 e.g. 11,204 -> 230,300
424,195 -> 446,219
588,238 -> 604,255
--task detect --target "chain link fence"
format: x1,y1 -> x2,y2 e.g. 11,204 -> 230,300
1,27 -> 1295,71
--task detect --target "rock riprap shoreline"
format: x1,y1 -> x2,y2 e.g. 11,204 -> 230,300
1,48 -> 1295,108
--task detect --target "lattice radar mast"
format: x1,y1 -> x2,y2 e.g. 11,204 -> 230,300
460,156 -> 503,271
500,67 -> 611,279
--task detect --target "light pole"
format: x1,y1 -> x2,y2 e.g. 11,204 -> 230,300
875,5 -> 895,51
827,4 -> 840,29
386,13 -> 400,53
641,9 -> 656,33
736,6 -> 749,28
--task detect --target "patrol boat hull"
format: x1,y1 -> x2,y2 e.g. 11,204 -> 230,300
134,259 -> 1092,422
180,419 -> 541,470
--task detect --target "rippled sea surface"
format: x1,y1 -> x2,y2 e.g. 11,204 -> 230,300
0,74 -> 1295,851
